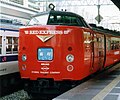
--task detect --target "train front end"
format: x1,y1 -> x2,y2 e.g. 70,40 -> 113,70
18,10 -> 88,96
19,26 -> 84,80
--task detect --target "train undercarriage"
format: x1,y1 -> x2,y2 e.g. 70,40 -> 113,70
24,78 -> 80,99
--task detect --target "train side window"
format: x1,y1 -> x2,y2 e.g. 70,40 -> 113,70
110,37 -> 120,50
97,37 -> 102,42
111,40 -> 119,50
6,37 -> 18,54
0,36 -> 2,54
117,41 -> 120,49
115,41 -> 119,50
13,37 -> 18,54
6,37 -> 12,54
106,37 -> 111,51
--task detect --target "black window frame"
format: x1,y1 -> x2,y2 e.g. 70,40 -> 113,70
47,12 -> 89,28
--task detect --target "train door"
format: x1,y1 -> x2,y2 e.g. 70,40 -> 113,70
94,33 -> 105,70
83,29 -> 94,74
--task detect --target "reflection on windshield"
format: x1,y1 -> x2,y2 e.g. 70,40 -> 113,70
28,14 -> 49,26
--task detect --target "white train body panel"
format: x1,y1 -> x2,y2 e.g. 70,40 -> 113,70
0,61 -> 19,76
0,24 -> 19,76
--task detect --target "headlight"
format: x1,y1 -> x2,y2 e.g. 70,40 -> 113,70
66,54 -> 74,62
22,54 -> 27,61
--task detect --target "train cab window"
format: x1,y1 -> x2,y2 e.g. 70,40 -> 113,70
48,15 -> 85,27
0,36 -> 2,54
6,37 -> 18,54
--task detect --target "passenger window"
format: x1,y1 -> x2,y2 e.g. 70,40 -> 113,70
13,37 -> 18,53
106,37 -> 111,51
115,41 -> 119,49
117,41 -> 120,49
6,37 -> 18,54
107,39 -> 111,50
6,37 -> 12,54
111,37 -> 120,50
0,36 -> 2,54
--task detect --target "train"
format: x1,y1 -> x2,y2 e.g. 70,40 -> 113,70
0,19 -> 23,97
18,10 -> 120,98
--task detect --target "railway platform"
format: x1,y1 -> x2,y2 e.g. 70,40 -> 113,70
53,63 -> 120,100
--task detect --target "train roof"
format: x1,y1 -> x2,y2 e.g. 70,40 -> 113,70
33,10 -> 84,19
0,23 -> 20,31
89,24 -> 120,37
0,19 -> 24,31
